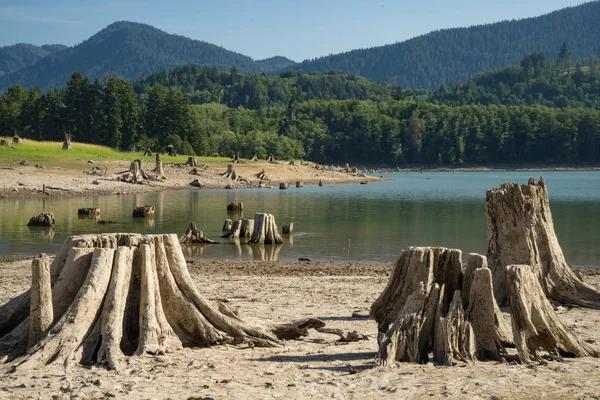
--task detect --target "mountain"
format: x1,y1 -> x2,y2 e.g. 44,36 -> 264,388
256,56 -> 296,72
0,43 -> 66,77
292,1 -> 600,89
0,21 -> 260,91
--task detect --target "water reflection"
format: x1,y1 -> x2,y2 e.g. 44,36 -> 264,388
27,226 -> 55,241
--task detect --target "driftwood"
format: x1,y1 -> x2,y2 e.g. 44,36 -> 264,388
222,219 -> 233,232
296,181 -> 304,188
505,264 -> 598,362
132,205 -> 154,218
155,153 -> 166,180
77,208 -> 100,216
282,223 -> 294,235
270,318 -> 325,340
180,223 -> 218,244
279,183 -> 289,190
0,234 -> 322,371
227,202 -> 243,212
185,157 -> 199,167
316,327 -> 368,343
27,212 -> 56,227
248,213 -> 283,245
487,178 -> 600,308
189,179 -> 204,188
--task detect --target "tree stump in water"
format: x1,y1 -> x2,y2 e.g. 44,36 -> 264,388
240,219 -> 254,238
279,183 -> 289,190
180,223 -> 218,244
0,234 -> 321,371
282,223 -> 294,234
132,205 -> 154,218
77,208 -> 100,216
155,153 -> 166,180
185,157 -> 199,167
505,264 -> 598,362
249,213 -> 283,245
227,202 -> 243,212
296,181 -> 304,188
27,212 -> 56,227
222,219 -> 233,232
223,219 -> 255,239
166,145 -> 177,157
318,179 -> 323,186
62,139 -> 71,150
222,219 -> 242,239
486,178 -> 600,308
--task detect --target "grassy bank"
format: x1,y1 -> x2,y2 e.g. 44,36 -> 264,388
0,139 -> 230,167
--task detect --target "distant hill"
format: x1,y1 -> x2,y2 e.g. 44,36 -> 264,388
292,1 -> 600,89
256,56 -> 296,72
0,43 -> 66,77
0,21 -> 260,91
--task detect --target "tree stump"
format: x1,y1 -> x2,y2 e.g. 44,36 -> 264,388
222,219 -> 233,232
0,139 -> 8,146
180,223 -> 218,244
62,139 -> 71,150
256,170 -> 269,180
232,152 -> 240,163
227,202 -> 243,212
296,181 -> 304,188
119,160 -> 151,184
250,154 -> 258,162
28,254 -> 52,348
505,265 -> 599,362
142,149 -> 153,156
282,223 -> 294,234
27,212 -> 56,227
289,160 -> 296,166
279,183 -> 289,190
13,136 -> 22,145
249,213 -> 284,245
222,165 -> 239,181
240,219 -> 254,238
266,153 -> 275,163
222,219 -> 243,239
156,153 -> 166,180
344,163 -> 350,173
486,178 -> 600,308
77,208 -> 100,216
318,179 -> 323,186
132,205 -> 154,218
189,179 -> 204,188
0,234 -> 322,371
167,145 -> 177,157
185,157 -> 199,167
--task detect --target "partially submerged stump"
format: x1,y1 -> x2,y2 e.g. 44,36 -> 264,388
250,154 -> 258,162
248,213 -> 283,245
318,179 -> 324,187
486,178 -> 600,308
506,264 -> 598,362
77,208 -> 100,216
222,219 -> 243,239
282,223 -> 294,235
132,205 -> 154,218
27,212 -> 56,227
222,219 -> 233,232
222,219 -> 254,239
155,153 -> 166,180
296,181 -> 304,188
279,183 -> 289,190
227,202 -> 243,212
185,157 -> 199,167
0,234 -> 320,371
180,223 -> 218,244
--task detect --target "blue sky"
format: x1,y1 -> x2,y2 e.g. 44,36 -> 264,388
0,0 -> 590,61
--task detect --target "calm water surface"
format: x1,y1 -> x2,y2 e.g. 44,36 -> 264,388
0,171 -> 599,265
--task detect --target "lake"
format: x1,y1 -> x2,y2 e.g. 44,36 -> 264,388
1,171 -> 599,265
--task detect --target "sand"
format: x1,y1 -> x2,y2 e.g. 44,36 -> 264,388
0,159 -> 382,199
1,257 -> 600,399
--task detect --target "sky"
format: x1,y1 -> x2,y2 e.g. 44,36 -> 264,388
0,0 -> 591,61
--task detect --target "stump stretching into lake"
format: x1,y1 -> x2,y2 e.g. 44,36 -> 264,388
180,223 -> 217,244
318,179 -> 323,187
27,212 -> 56,227
132,205 -> 154,218
486,177 -> 600,309
77,208 -> 100,216
250,154 -> 258,162
0,234 -> 322,372
222,218 -> 254,239
371,247 -> 597,366
227,202 -> 243,212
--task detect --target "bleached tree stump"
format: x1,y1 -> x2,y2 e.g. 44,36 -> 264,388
180,223 -> 218,244
296,181 -> 304,188
185,157 -> 199,167
222,219 -> 242,239
486,178 -> 600,308
28,255 -> 53,348
0,234 -> 322,372
156,153 -> 167,180
249,213 -> 284,245
289,160 -> 296,166
167,145 -> 177,157
250,154 -> 258,162
222,165 -> 239,181
13,136 -> 22,145
119,160 -> 151,184
143,149 -> 153,156
27,212 -> 56,227
132,205 -> 154,218
505,264 -> 599,363
240,219 -> 254,238
266,153 -> 275,163
232,152 -> 240,163
222,219 -> 233,232
62,139 -> 71,150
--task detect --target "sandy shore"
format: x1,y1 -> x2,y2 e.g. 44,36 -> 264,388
1,257 -> 600,399
0,159 -> 383,199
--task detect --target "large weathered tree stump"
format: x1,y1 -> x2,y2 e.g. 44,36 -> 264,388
266,153 -> 275,163
486,178 -> 600,308
0,234 -> 321,372
227,202 -> 243,212
249,213 -> 283,245
222,219 -> 255,239
132,205 -> 154,218
119,160 -> 151,184
222,165 -> 239,181
222,219 -> 233,232
27,212 -> 55,227
180,223 -> 218,244
505,264 -> 599,362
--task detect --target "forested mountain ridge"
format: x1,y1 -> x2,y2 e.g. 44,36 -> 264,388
292,1 -> 600,89
256,56 -> 297,72
0,43 -> 66,77
0,21 -> 262,92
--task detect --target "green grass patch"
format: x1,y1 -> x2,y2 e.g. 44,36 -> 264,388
0,139 -> 231,166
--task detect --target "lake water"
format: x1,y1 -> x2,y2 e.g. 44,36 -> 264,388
1,171 -> 599,265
